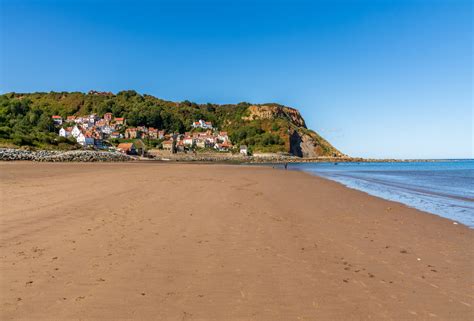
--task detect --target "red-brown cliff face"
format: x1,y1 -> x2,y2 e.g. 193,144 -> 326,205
241,104 -> 344,158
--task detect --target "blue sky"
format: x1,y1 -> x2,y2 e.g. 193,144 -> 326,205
1,0 -> 472,158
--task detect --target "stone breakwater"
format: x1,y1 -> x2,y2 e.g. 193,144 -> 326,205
148,150 -> 353,163
0,148 -> 132,162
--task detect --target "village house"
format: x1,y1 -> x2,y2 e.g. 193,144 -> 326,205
71,125 -> 82,138
125,127 -> 139,139
195,138 -> 206,149
51,115 -> 63,125
158,130 -> 165,139
95,119 -> 106,127
215,141 -> 232,152
132,140 -> 146,155
110,131 -> 121,139
73,117 -> 84,124
217,131 -> 229,143
81,122 -> 92,129
90,129 -> 103,140
183,135 -> 194,146
117,142 -> 136,155
100,125 -> 114,135
88,114 -> 99,124
66,116 -> 76,122
192,119 -> 213,129
103,112 -> 113,122
59,127 -> 72,138
162,139 -> 174,152
76,132 -> 94,147
114,117 -> 125,125
148,128 -> 158,139
204,135 -> 216,145
240,145 -> 249,156
176,140 -> 185,153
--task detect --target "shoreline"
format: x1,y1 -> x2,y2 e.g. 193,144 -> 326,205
1,162 -> 472,320
290,166 -> 472,229
1,147 -> 471,163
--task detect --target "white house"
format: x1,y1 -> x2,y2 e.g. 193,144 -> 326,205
183,136 -> 194,146
74,117 -> 85,124
71,125 -> 82,138
240,145 -> 248,156
195,138 -> 206,148
76,133 -> 94,146
203,136 -> 216,148
101,125 -> 114,135
88,114 -> 99,124
59,128 -> 71,138
217,131 -> 229,143
192,119 -> 213,129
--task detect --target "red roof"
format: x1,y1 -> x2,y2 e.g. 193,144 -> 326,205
52,115 -> 62,119
117,143 -> 134,151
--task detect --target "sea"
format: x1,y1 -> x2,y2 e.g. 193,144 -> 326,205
287,160 -> 474,228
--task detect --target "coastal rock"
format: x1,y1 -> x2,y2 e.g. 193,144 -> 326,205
242,105 -> 306,127
0,148 -> 132,162
289,129 -> 345,158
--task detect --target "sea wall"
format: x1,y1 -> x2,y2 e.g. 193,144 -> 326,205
147,149 -> 357,163
0,148 -> 133,162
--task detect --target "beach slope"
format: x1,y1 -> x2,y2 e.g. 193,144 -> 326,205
0,163 -> 472,320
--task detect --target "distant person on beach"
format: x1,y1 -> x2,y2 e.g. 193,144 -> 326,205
284,163 -> 288,170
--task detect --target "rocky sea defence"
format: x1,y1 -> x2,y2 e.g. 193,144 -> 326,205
0,148 -> 132,162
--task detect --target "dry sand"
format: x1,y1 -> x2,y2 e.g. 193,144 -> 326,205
0,162 -> 472,320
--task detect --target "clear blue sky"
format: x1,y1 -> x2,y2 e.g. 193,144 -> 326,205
1,0 -> 472,158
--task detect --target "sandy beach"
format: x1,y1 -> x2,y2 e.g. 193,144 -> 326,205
0,162 -> 472,320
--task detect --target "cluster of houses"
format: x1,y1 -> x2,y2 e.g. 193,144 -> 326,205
161,130 -> 233,153
52,114 -> 246,154
54,113 -> 126,148
124,127 -> 165,140
191,119 -> 213,129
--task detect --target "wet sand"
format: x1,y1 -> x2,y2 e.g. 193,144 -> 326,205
0,162 -> 472,320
